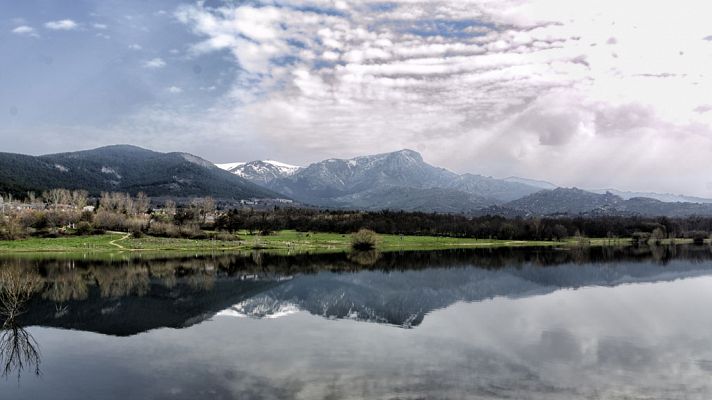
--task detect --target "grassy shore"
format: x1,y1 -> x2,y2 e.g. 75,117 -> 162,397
0,230 -> 644,255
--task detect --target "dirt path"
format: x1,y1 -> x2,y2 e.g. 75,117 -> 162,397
108,232 -> 131,250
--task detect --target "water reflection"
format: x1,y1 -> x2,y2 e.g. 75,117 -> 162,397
0,266 -> 42,379
3,244 -> 712,334
1,245 -> 712,398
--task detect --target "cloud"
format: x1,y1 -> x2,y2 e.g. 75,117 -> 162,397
128,43 -> 143,50
93,23 -> 108,30
167,86 -> 183,94
107,0 -> 712,196
44,19 -> 78,30
143,57 -> 166,69
11,25 -> 39,37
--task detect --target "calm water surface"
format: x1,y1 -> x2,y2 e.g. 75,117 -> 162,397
2,245 -> 712,399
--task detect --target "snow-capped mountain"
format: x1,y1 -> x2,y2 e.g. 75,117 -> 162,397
212,259 -> 712,328
214,149 -> 712,215
262,149 -> 545,210
216,160 -> 301,185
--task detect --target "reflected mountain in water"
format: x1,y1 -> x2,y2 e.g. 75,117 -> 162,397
6,245 -> 712,334
222,257 -> 712,327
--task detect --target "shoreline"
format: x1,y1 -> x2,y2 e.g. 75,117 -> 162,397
0,230 -> 695,256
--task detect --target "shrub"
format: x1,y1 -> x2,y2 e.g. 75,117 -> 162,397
632,231 -> 651,245
126,218 -> 148,234
147,221 -> 180,238
0,217 -> 27,240
351,229 -> 378,250
181,223 -> 207,239
210,231 -> 240,242
18,210 -> 47,230
650,227 -> 666,244
80,210 -> 94,223
45,210 -> 81,229
75,221 -> 93,236
94,211 -> 128,231
684,231 -> 708,245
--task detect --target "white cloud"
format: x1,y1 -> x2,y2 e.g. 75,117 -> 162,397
93,23 -> 108,29
44,19 -> 78,30
143,57 -> 166,69
163,0 -> 712,196
128,43 -> 143,50
11,25 -> 38,37
167,86 -> 183,94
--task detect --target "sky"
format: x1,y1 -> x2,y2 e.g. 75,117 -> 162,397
1,0 -> 712,196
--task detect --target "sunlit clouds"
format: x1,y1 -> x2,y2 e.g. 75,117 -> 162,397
166,0 -> 712,195
2,0 -> 712,196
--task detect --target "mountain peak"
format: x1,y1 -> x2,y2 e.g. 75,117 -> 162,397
216,159 -> 301,184
389,149 -> 423,161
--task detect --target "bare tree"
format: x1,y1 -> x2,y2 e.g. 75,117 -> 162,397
42,189 -> 71,209
193,197 -> 215,224
0,267 -> 43,379
134,192 -> 150,216
70,190 -> 88,209
163,200 -> 176,220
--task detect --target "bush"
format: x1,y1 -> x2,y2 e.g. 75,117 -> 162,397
210,231 -> 240,241
80,210 -> 94,223
351,229 -> 378,250
18,210 -> 47,230
181,223 -> 207,239
75,221 -> 93,236
632,231 -> 651,245
0,217 -> 27,240
94,211 -> 128,231
147,221 -> 180,238
684,230 -> 708,245
126,218 -> 148,235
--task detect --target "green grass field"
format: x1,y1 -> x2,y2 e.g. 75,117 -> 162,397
0,230 -> 640,256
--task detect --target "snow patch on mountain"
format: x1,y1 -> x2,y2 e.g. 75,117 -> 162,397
215,162 -> 245,172
101,166 -> 122,179
215,160 -> 302,184
217,297 -> 301,319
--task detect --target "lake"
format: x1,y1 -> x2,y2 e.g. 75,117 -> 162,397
2,245 -> 712,399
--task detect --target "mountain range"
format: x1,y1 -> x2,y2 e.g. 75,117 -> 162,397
3,145 -> 712,216
223,149 -> 545,211
219,149 -> 712,216
0,145 -> 278,200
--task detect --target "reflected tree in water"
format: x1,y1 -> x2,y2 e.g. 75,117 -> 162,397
0,267 -> 42,379
93,265 -> 149,298
348,250 -> 382,267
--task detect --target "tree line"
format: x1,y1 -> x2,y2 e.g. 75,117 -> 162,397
216,208 -> 712,242
3,189 -> 712,242
0,189 -> 222,240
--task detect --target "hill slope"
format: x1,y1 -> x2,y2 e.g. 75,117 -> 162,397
505,188 -> 624,215
0,145 -> 279,200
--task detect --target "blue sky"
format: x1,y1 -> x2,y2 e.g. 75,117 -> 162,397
1,0 -> 235,149
2,0 -> 712,196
